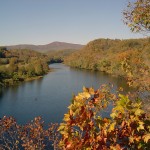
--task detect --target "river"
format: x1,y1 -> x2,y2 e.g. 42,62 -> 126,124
0,63 -> 131,125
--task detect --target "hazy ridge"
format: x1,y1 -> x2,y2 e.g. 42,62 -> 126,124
5,41 -> 84,53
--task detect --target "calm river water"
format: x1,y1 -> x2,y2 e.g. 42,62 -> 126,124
0,63 -> 130,125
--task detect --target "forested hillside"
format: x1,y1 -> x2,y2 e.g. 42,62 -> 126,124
47,49 -> 78,63
64,38 -> 150,89
0,48 -> 49,87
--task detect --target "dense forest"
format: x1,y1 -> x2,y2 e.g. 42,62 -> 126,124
0,47 -> 49,87
47,49 -> 78,63
64,38 -> 150,90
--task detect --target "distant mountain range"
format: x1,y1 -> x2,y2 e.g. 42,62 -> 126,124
5,42 -> 84,53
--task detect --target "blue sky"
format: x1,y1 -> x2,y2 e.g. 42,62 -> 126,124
0,0 -> 144,46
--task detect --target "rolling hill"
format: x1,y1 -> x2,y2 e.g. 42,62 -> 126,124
5,42 -> 84,53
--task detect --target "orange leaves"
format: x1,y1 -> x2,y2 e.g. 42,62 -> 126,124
0,116 -> 21,150
0,116 -> 60,150
143,133 -> 150,143
59,86 -> 150,149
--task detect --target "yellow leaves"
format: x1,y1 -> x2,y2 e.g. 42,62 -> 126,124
63,114 -> 70,122
86,148 -> 92,150
89,87 -> 95,95
114,105 -> 125,113
58,123 -> 66,131
135,108 -> 144,116
83,92 -> 91,99
130,135 -> 142,144
143,133 -> 150,143
137,121 -> 145,131
69,109 -> 73,116
83,86 -> 88,92
127,71 -> 133,78
118,94 -> 130,106
110,112 -> 116,119
110,144 -> 121,150
75,92 -> 91,101
15,140 -> 19,144
129,136 -> 134,143
58,86 -> 150,149
111,95 -> 131,119
58,123 -> 69,136
83,86 -> 95,94
108,122 -> 116,132
132,102 -> 142,108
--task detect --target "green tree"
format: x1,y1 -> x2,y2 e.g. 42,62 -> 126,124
8,64 -> 18,75
9,57 -> 18,65
26,64 -> 36,77
41,61 -> 49,73
34,60 -> 44,76
18,66 -> 26,76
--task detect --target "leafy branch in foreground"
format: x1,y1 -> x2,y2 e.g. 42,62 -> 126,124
0,116 -> 60,150
123,0 -> 150,34
59,86 -> 150,150
0,86 -> 149,149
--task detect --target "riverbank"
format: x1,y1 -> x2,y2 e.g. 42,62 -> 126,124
64,38 -> 150,91
0,76 -> 43,87
0,48 -> 50,88
64,64 -> 150,114
0,64 -> 59,88
24,75 -> 43,81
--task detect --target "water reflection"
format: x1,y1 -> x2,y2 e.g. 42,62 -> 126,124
0,64 -> 131,125
0,88 -> 4,100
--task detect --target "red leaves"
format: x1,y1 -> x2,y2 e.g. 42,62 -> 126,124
59,86 -> 150,149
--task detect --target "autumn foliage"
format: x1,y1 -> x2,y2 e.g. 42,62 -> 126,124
123,0 -> 150,34
64,38 -> 150,91
0,0 -> 150,149
0,116 -> 60,150
58,86 -> 150,149
0,86 -> 149,149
